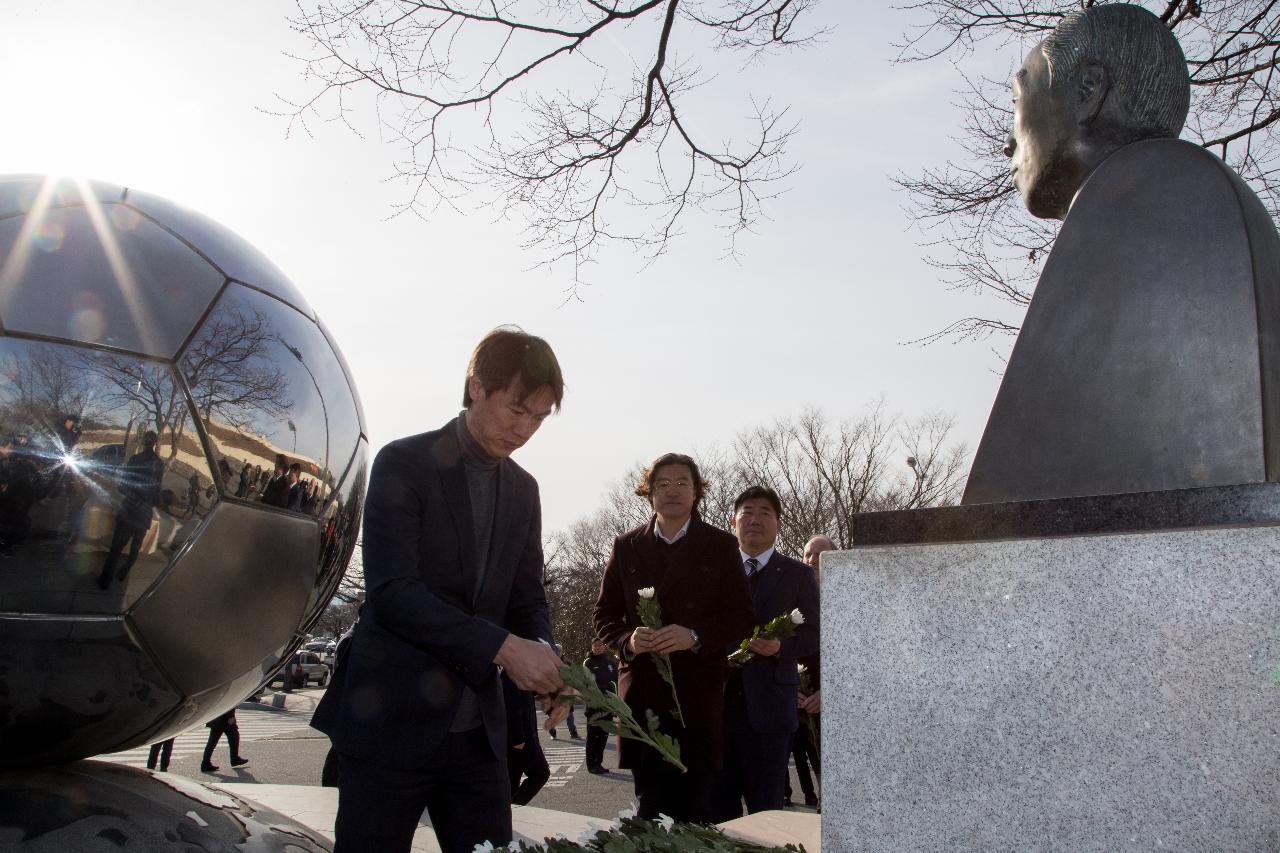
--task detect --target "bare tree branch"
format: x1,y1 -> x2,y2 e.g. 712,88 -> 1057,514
276,0 -> 818,292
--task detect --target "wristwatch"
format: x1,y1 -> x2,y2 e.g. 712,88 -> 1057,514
688,628 -> 701,653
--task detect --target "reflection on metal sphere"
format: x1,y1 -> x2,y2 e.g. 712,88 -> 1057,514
0,176 -> 366,768
0,760 -> 332,849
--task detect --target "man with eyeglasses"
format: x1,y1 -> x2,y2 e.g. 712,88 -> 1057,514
592,452 -> 754,823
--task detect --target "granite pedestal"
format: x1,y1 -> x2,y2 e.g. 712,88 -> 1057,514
822,485 -> 1280,851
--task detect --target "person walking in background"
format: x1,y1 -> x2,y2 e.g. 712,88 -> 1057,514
583,637 -> 618,774
548,643 -> 580,740
201,708 -> 248,773
787,534 -> 832,808
96,431 -> 164,590
711,487 -> 821,821
146,736 -> 176,772
592,452 -> 755,823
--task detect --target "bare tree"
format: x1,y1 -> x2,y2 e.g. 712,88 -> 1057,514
181,304 -> 293,428
895,0 -> 1280,344
281,0 -> 822,289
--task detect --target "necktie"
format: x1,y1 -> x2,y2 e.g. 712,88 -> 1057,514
745,557 -> 759,577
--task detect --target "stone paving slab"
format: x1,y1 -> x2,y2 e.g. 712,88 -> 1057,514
214,783 -> 821,851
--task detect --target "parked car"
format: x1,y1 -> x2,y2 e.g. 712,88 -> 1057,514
269,651 -> 330,688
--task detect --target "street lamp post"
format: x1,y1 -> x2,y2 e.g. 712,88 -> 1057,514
906,456 -> 925,507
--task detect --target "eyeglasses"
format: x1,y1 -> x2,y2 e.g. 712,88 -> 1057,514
653,478 -> 692,491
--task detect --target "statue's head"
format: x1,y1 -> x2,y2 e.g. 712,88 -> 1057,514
1007,3 -> 1189,219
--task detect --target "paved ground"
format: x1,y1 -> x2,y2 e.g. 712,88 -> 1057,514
98,688 -> 822,822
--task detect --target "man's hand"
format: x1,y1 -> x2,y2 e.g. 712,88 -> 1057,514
540,688 -> 579,731
494,635 -> 564,695
748,637 -> 782,657
799,689 -> 822,715
646,624 -> 696,654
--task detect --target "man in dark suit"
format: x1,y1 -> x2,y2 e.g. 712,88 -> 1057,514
582,637 -> 617,774
711,486 -> 821,820
311,327 -> 571,853
259,454 -> 291,508
96,430 -> 165,590
593,453 -> 755,823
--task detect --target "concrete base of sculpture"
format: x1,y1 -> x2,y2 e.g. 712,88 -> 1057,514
215,783 -> 821,851
823,486 -> 1280,851
0,761 -> 332,851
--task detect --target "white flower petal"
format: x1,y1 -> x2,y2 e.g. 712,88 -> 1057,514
790,608 -> 805,624
638,587 -> 654,599
617,807 -> 637,820
656,813 -> 675,832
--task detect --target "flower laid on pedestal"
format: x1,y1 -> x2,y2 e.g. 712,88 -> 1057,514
728,608 -> 805,667
557,662 -> 686,773
635,586 -> 684,724
471,809 -> 810,852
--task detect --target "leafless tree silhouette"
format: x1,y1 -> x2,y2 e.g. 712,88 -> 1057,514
280,0 -> 823,290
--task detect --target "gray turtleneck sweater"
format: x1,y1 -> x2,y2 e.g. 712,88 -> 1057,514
451,414 -> 501,732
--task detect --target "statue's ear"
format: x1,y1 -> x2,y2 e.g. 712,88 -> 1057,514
1074,61 -> 1108,126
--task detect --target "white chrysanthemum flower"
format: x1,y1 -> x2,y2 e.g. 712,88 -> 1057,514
471,842 -> 495,853
656,813 -> 675,832
638,587 -> 655,599
618,806 -> 638,820
790,608 -> 805,625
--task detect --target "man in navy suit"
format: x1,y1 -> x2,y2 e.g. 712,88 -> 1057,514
311,327 -> 572,853
711,485 -> 821,820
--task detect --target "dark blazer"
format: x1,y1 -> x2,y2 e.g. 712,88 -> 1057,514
738,551 -> 820,734
311,417 -> 554,769
592,514 -> 754,772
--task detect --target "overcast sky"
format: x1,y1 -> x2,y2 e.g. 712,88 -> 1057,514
0,1 -> 1031,534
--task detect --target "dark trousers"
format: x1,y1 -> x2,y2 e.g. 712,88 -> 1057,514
203,717 -> 240,766
507,738 -> 550,806
632,752 -> 715,823
97,518 -> 146,587
585,716 -> 610,770
147,738 -> 175,771
790,717 -> 820,800
711,727 -> 792,820
321,744 -> 340,787
549,705 -> 579,738
334,728 -> 511,853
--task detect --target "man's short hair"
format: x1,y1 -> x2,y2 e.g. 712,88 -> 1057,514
635,452 -> 708,507
289,463 -> 302,474
141,430 -> 158,449
1042,3 -> 1189,140
733,485 -> 783,518
462,326 -> 565,410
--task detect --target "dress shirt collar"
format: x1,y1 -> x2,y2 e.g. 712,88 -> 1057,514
653,515 -> 691,544
740,547 -> 775,573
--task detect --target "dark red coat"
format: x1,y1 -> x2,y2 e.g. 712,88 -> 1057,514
592,514 -> 754,772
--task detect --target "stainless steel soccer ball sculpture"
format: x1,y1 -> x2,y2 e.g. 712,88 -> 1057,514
0,176 -> 366,768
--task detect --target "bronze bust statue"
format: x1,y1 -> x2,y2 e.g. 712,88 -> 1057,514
964,4 -> 1280,504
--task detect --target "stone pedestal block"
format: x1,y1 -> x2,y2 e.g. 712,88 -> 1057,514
823,488 -> 1280,852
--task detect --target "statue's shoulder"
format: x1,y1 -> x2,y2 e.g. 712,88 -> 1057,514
1076,138 -> 1261,221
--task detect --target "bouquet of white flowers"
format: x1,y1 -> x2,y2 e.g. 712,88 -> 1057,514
727,608 -> 805,667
